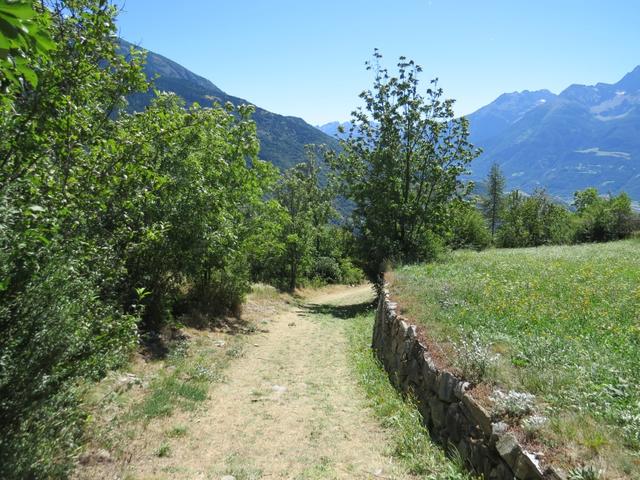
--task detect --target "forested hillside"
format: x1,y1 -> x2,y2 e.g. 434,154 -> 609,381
122,39 -> 339,170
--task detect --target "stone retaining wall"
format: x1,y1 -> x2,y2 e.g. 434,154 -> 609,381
372,287 -> 564,480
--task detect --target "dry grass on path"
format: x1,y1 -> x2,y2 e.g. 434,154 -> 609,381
75,284 -> 431,480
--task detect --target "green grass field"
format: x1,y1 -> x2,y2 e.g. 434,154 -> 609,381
392,239 -> 640,477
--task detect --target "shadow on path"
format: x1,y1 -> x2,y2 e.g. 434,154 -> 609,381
304,300 -> 376,320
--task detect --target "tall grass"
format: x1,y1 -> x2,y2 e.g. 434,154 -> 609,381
393,239 -> 640,476
345,312 -> 471,479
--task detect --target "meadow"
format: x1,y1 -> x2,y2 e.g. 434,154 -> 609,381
391,239 -> 640,477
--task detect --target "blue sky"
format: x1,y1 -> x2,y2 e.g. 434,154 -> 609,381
114,0 -> 640,125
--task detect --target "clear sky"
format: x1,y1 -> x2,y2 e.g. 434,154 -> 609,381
114,0 -> 640,126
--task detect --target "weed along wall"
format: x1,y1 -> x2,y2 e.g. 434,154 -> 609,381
372,286 -> 564,480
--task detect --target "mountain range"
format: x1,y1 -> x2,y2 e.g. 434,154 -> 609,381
121,40 -> 338,171
319,67 -> 640,202
122,39 -> 638,202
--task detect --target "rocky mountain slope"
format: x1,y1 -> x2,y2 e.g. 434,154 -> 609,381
467,66 -> 640,200
319,67 -> 640,201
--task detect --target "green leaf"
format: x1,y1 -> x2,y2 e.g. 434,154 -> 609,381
0,2 -> 37,21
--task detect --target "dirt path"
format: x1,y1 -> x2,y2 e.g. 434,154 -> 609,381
126,284 -> 416,480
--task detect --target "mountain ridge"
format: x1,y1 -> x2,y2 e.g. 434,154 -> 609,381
121,39 -> 338,171
319,66 -> 640,202
467,64 -> 640,201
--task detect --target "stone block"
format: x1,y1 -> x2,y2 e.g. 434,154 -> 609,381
399,320 -> 409,337
490,421 -> 509,447
446,403 -> 463,444
469,439 -> 488,474
406,356 -> 421,386
489,462 -> 514,480
496,433 -> 520,470
429,396 -> 447,429
461,393 -> 493,436
437,371 -> 458,403
456,438 -> 471,464
421,354 -> 438,389
513,451 -> 545,480
454,380 -> 470,400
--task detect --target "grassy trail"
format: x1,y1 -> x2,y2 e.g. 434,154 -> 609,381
77,284 -> 465,480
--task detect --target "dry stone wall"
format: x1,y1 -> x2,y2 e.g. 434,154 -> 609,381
372,287 -> 565,480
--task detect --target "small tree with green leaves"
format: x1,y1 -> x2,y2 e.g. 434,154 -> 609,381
327,51 -> 479,280
573,188 -> 635,242
497,189 -> 573,247
274,149 -> 336,291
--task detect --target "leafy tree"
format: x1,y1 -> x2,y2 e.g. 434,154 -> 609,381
120,97 -> 277,326
573,187 -> 600,214
274,149 -> 336,291
0,0 -> 55,92
448,200 -> 492,251
327,51 -> 479,280
0,1 -> 148,476
573,188 -> 635,242
0,1 -> 277,475
497,189 -> 573,247
482,163 -> 505,238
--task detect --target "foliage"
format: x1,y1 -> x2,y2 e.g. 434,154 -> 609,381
496,189 -> 574,247
453,333 -> 497,384
0,1 -> 148,475
0,254 -> 138,478
573,188 -> 636,242
121,96 -> 276,327
490,390 -> 536,419
261,147 -> 361,290
0,0 -> 55,92
0,0 -> 276,476
273,152 -> 327,290
481,163 -> 505,239
447,200 -> 492,251
393,239 -> 640,473
327,51 -> 479,280
567,466 -> 602,480
337,257 -> 365,285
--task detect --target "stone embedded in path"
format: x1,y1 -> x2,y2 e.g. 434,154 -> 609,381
271,385 -> 287,394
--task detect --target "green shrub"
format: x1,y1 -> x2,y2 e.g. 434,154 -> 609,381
313,256 -> 342,283
573,189 -> 636,243
448,203 -> 492,251
0,253 -> 137,479
497,189 -> 574,247
339,258 -> 365,285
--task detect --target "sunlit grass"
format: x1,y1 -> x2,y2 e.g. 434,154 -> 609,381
392,239 -> 640,476
345,312 -> 472,479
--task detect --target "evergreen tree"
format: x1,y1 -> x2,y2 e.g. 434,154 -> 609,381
482,163 -> 505,238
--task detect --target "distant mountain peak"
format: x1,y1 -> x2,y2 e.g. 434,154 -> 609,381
119,39 -> 225,96
317,121 -> 352,139
467,66 -> 640,201
615,65 -> 640,91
